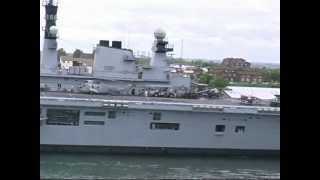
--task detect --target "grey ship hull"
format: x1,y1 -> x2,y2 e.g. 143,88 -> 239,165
40,92 -> 280,156
40,145 -> 279,156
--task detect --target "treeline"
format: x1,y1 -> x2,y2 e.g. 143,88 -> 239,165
198,74 -> 229,90
134,57 -> 220,67
169,58 -> 219,67
135,58 -> 150,65
57,48 -> 94,58
262,68 -> 280,82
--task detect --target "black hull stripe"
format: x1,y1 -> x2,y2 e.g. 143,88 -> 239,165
40,145 -> 280,157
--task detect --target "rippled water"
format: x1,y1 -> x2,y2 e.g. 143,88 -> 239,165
40,153 -> 280,179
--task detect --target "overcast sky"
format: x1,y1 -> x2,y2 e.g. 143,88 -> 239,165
40,0 -> 280,63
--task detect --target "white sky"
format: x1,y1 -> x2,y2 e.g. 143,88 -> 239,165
40,0 -> 280,63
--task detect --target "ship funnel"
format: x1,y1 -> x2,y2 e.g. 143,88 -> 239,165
112,41 -> 122,49
99,40 -> 109,47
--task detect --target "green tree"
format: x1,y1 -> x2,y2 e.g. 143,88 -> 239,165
57,48 -> 66,57
73,49 -> 83,58
199,74 -> 213,84
262,68 -> 280,82
57,48 -> 67,62
199,74 -> 229,91
135,58 -> 150,65
209,76 -> 229,91
270,69 -> 280,82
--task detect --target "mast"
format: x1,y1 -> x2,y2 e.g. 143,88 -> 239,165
44,0 -> 58,40
41,0 -> 59,74
150,28 -> 173,68
146,28 -> 174,81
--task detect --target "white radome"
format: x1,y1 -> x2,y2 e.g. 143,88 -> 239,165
49,26 -> 58,35
154,28 -> 166,39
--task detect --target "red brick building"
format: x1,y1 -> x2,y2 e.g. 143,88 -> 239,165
208,58 -> 263,83
222,58 -> 251,68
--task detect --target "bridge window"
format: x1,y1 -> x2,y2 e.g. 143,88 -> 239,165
108,111 -> 116,119
235,126 -> 245,133
46,109 -> 80,126
150,123 -> 179,130
215,125 -> 225,132
84,111 -> 106,116
153,112 -> 161,120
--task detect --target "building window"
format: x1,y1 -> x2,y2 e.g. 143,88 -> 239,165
138,72 -> 143,79
215,125 -> 225,132
46,109 -> 80,126
150,123 -> 179,130
153,112 -> 161,120
84,121 -> 105,125
84,111 -> 106,116
235,126 -> 245,133
108,111 -> 116,119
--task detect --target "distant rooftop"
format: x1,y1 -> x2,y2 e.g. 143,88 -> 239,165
224,86 -> 280,100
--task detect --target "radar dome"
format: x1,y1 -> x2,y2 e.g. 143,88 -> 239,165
154,28 -> 166,39
49,26 -> 58,35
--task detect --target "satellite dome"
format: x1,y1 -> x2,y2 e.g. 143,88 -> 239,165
154,28 -> 166,39
49,26 -> 58,35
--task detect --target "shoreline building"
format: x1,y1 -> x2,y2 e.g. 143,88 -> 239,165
208,58 -> 263,83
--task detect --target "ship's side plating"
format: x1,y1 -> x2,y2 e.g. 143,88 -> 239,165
40,96 -> 279,155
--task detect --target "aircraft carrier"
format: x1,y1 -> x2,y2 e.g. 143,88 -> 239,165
40,0 -> 280,155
